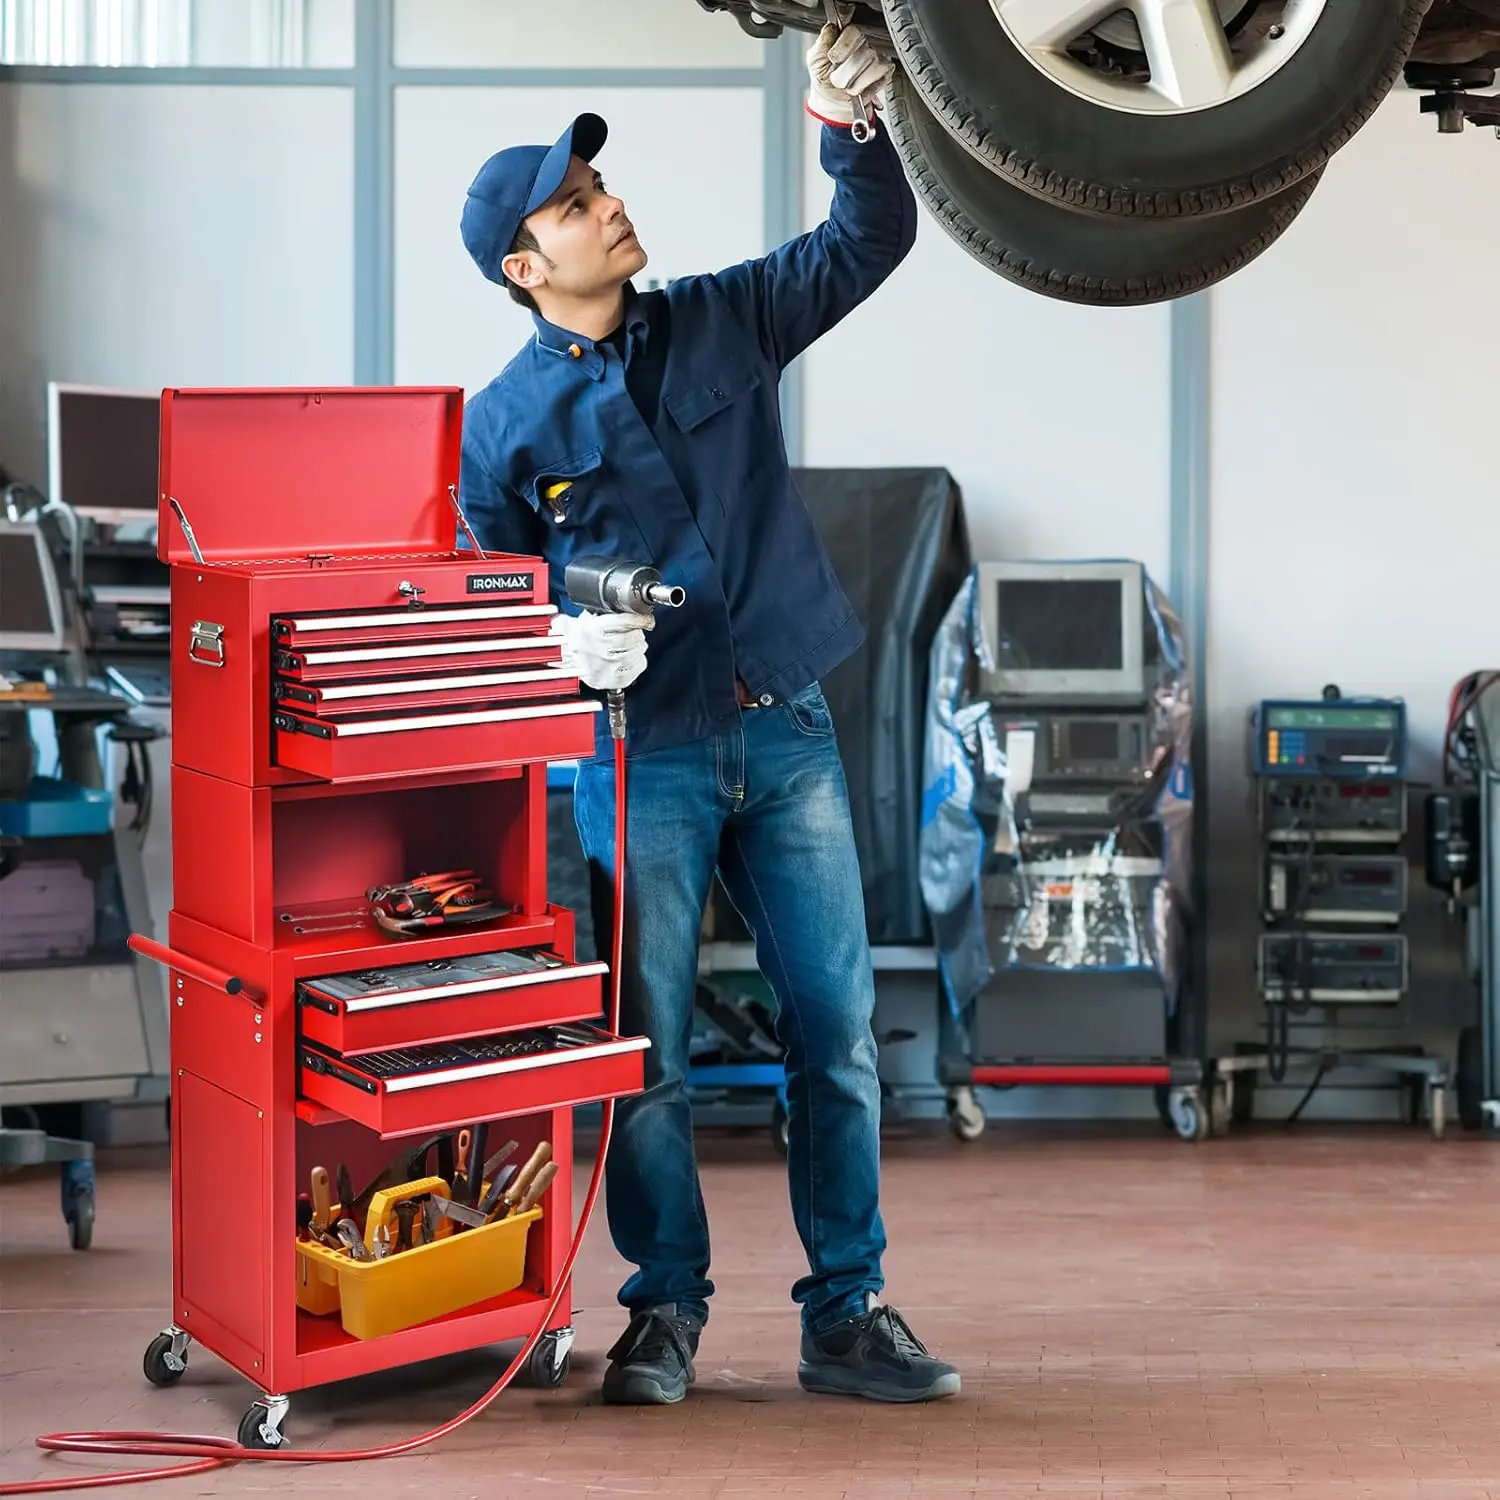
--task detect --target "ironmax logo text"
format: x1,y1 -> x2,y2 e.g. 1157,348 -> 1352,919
466,572 -> 534,595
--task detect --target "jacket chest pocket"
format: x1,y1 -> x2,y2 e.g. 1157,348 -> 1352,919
521,448 -> 605,529
664,356 -> 766,515
664,354 -> 762,436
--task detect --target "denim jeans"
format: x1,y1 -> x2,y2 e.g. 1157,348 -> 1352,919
573,681 -> 886,1336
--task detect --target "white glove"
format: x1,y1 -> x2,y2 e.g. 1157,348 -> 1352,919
805,19 -> 894,128
550,609 -> 652,693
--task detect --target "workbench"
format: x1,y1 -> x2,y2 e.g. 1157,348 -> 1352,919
128,386 -> 647,1448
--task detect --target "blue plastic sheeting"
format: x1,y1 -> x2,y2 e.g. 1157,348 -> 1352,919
918,564 -> 1194,1019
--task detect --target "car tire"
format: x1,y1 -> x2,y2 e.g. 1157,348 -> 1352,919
884,0 -> 1431,218
884,73 -> 1323,306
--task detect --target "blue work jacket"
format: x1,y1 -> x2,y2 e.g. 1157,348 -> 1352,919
458,122 -> 919,759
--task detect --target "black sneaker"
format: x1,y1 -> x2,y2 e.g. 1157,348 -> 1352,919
601,1305 -> 700,1405
798,1303 -> 961,1403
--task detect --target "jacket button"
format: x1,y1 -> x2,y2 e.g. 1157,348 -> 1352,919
711,386 -> 724,400
569,343 -> 582,359
759,693 -> 773,707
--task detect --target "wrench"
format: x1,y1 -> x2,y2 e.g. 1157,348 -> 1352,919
822,0 -> 875,143
335,1218 -> 372,1261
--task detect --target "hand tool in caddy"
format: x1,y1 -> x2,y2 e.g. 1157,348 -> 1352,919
310,1132 -> 527,1257
5,553 -> 680,1493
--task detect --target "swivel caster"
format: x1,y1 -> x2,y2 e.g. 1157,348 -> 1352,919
1167,1087 -> 1209,1142
1208,1079 -> 1231,1139
238,1395 -> 290,1450
142,1327 -> 191,1387
524,1326 -> 574,1389
946,1086 -> 985,1142
66,1186 -> 95,1251
61,1159 -> 95,1251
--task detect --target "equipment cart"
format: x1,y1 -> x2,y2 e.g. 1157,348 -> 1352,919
919,564 -> 1208,1140
127,387 -> 647,1448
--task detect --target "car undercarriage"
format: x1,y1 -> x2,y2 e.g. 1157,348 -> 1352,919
698,0 -> 1499,304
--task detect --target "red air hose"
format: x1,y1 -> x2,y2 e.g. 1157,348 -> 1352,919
0,739 -> 629,1496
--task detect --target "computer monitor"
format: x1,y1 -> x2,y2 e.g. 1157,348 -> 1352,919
47,382 -> 161,525
0,520 -> 67,654
977,559 -> 1146,702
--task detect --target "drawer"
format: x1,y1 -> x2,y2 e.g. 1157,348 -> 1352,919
273,602 -> 555,651
274,665 -> 577,717
272,698 -> 600,782
275,636 -> 561,684
0,964 -> 150,1087
298,1023 -> 648,1138
298,947 -> 608,1057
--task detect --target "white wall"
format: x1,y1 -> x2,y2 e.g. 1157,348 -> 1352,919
1203,87 -> 1500,1092
794,112 -> 1174,586
394,85 -> 765,394
0,83 -> 354,488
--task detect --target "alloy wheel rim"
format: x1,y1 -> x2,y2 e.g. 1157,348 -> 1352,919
987,0 -> 1329,115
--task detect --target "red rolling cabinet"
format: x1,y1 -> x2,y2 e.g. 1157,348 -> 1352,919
129,388 -> 645,1449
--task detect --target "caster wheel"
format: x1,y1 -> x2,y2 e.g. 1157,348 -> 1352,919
1457,1025 -> 1484,1132
1168,1088 -> 1209,1142
525,1329 -> 573,1389
142,1331 -> 189,1387
1208,1080 -> 1231,1139
67,1188 -> 94,1251
946,1087 -> 985,1142
770,1099 -> 789,1157
237,1402 -> 288,1450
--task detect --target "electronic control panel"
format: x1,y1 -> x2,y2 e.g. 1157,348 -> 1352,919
1257,932 -> 1407,1003
1262,853 -> 1407,924
993,709 -> 1154,785
1253,697 -> 1406,780
1259,778 -> 1406,843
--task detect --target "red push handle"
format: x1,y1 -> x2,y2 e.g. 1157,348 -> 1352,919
128,934 -> 258,1001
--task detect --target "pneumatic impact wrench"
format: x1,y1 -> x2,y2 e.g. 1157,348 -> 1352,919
563,556 -> 685,740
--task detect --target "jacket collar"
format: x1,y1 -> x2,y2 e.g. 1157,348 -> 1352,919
532,283 -> 648,381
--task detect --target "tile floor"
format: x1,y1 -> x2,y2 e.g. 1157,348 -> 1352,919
4,1122 -> 1500,1498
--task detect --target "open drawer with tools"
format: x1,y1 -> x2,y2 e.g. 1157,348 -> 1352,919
296,946 -> 608,1057
298,1021 -> 649,1138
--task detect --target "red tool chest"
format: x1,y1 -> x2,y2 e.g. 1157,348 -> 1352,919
129,387 -> 644,1445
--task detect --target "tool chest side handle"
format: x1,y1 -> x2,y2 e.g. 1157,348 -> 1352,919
128,934 -> 260,1002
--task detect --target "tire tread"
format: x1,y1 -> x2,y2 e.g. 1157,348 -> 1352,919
884,78 -> 1323,305
884,0 -> 1432,218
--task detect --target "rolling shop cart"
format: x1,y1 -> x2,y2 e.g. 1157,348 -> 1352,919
127,387 -> 647,1449
919,564 -> 1207,1140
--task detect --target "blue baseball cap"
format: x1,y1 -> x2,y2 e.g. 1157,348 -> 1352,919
461,113 -> 610,286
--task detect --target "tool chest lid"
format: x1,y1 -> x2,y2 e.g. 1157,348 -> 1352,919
157,387 -> 465,565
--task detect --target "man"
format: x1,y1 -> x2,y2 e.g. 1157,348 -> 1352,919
457,18 -> 958,1407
